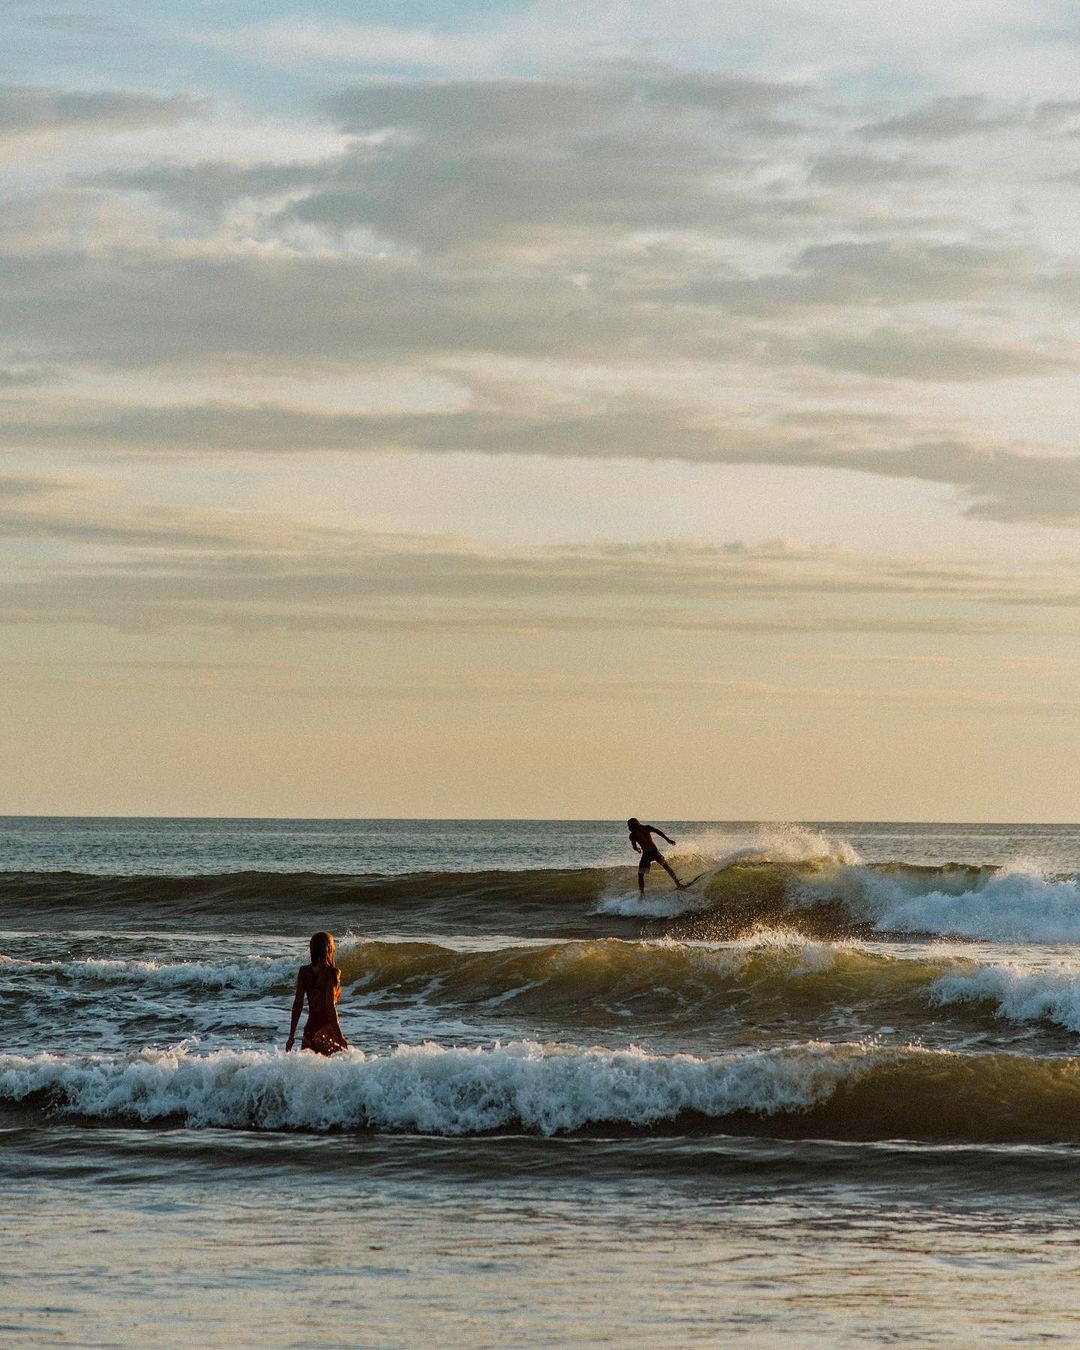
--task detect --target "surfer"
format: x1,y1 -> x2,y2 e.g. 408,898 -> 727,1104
627,818 -> 685,895
285,930 -> 349,1056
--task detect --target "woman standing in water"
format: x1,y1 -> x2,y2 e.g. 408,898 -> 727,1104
285,931 -> 349,1055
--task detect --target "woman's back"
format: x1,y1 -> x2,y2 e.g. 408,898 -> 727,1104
286,931 -> 348,1056
300,962 -> 340,1013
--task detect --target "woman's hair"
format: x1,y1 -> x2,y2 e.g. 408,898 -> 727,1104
309,931 -> 336,967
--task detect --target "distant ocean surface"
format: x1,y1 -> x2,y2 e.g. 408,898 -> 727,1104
5,818 -> 1080,1346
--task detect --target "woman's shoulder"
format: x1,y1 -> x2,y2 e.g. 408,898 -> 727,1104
301,962 -> 340,981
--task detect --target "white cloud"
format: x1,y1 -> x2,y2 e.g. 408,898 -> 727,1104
202,1 -> 1080,96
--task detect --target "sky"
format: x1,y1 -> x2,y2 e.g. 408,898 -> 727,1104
3,0 -> 1080,819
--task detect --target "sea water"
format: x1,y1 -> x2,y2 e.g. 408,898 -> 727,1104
4,819 -> 1080,1346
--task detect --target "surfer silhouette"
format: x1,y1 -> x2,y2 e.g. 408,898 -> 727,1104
627,818 -> 685,895
285,930 -> 348,1055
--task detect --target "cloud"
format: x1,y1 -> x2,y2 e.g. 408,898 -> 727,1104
314,72 -> 810,246
3,61 -> 1079,534
0,571 -> 1029,639
80,160 -> 326,220
320,66 -> 805,134
2,482 -> 1079,636
8,394 -> 1080,525
0,364 -> 58,386
0,249 -> 626,365
198,1 -> 1080,99
843,444 -> 1080,526
0,82 -> 202,145
649,240 -> 1032,313
860,94 -> 1027,141
859,92 -> 1080,143
102,68 -> 813,250
12,662 -> 1073,717
0,473 -> 67,501
1032,98 -> 1080,134
0,499 -> 247,551
0,229 -> 1057,386
806,152 -> 953,186
0,67 -> 1044,392
801,326 -> 1068,381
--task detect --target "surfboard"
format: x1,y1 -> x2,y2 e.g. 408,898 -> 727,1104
678,871 -> 708,889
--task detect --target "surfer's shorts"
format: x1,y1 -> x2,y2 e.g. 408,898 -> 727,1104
638,850 -> 661,872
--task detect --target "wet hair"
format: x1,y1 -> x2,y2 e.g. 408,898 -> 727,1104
627,818 -> 639,828
309,931 -> 336,967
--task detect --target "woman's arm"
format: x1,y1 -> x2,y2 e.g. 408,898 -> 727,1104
285,970 -> 304,1051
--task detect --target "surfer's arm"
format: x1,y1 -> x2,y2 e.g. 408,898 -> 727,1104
649,827 -> 676,845
285,971 -> 304,1051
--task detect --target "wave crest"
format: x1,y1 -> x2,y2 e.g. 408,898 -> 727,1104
6,847 -> 1080,944
0,1040 -> 873,1134
0,953 -> 297,993
7,1040 -> 1080,1142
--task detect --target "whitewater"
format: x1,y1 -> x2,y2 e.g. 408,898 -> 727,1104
7,817 -> 1080,1346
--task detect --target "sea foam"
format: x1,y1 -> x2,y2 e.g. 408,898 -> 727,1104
0,953 -> 296,993
0,1040 -> 870,1133
857,866 -> 1080,943
596,822 -> 859,919
932,963 -> 1080,1034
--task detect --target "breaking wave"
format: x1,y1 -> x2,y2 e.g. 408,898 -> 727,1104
6,1039 -> 1080,1142
4,822 -> 1080,943
853,866 -> 1080,943
0,952 -> 297,993
9,934 -> 1080,1046
347,938 -> 1080,1039
931,963 -> 1080,1035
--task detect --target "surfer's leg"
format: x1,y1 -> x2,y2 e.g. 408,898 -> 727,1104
637,860 -> 649,895
659,857 -> 683,889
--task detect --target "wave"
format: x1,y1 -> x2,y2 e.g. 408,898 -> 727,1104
600,826 -> 1080,942
0,933 -> 872,1015
852,866 -> 1080,943
0,868 -> 612,937
341,934 -> 929,1023
347,938 -> 1080,1041
931,963 -> 1080,1035
648,860 -> 1080,945
5,849 -> 1080,943
0,952 -> 297,994
9,934 -> 1080,1045
7,1039 -> 1080,1142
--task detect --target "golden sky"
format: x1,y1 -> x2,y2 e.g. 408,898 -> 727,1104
4,1 -> 1080,817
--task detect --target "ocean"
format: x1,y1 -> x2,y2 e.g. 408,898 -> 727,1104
4,818 -> 1080,1346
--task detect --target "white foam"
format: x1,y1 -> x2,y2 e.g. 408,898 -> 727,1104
677,823 -> 861,869
0,1039 -> 876,1134
0,953 -> 297,993
932,963 -> 1080,1033
858,867 -> 1080,943
593,890 -> 710,919
595,823 -> 862,919
673,931 -> 846,975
